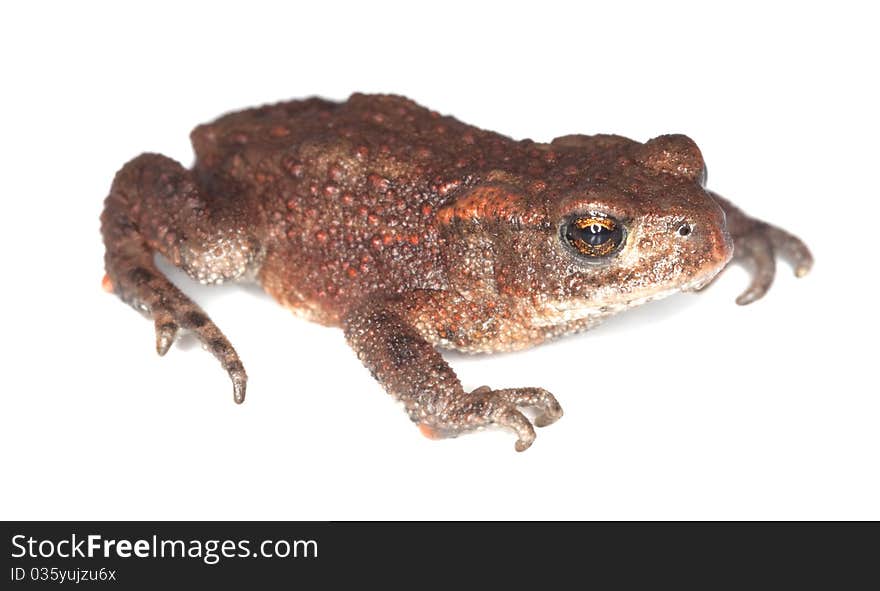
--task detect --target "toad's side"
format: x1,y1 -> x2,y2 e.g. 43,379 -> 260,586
101,94 -> 812,450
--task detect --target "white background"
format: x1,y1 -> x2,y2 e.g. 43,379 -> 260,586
1,1 -> 876,520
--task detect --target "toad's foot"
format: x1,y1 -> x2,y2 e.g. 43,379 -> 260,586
424,386 -> 564,452
708,191 -> 813,305
101,268 -> 247,404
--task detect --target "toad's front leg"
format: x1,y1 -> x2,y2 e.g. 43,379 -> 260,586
343,296 -> 563,451
708,191 -> 813,305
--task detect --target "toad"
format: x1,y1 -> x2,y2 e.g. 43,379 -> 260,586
100,94 -> 812,451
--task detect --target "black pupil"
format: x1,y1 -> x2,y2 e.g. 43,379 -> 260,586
572,223 -> 613,246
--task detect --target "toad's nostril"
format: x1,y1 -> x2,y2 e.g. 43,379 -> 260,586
677,222 -> 692,237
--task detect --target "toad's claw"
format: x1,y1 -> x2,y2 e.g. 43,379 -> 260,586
154,314 -> 178,356
155,302 -> 248,403
231,371 -> 247,405
501,409 -> 536,452
102,266 -> 248,404
765,224 -> 813,279
493,387 -> 564,428
734,233 -> 776,305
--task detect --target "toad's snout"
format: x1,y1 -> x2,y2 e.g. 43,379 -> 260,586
711,224 -> 735,269
682,221 -> 734,292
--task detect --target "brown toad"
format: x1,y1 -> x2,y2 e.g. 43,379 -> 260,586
100,93 -> 812,451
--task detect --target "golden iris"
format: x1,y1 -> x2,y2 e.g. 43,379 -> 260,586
564,215 -> 624,257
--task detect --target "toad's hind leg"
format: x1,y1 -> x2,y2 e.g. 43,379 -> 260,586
100,154 -> 262,403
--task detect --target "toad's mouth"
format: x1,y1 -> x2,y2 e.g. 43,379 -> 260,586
681,264 -> 726,293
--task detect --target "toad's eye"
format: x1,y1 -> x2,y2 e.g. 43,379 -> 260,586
563,214 -> 625,257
